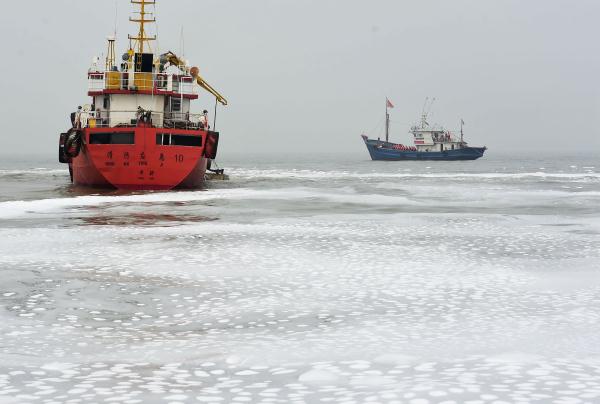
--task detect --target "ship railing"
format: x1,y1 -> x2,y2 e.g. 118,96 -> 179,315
164,112 -> 205,130
77,109 -> 161,128
76,110 -> 204,130
87,72 -> 197,96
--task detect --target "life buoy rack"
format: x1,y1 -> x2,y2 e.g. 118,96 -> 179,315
203,131 -> 219,160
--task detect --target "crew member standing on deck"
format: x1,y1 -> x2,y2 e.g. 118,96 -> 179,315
73,106 -> 82,128
136,106 -> 146,123
80,106 -> 90,128
199,109 -> 210,130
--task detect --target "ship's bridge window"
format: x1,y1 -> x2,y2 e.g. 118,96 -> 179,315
90,132 -> 135,145
156,133 -> 202,147
171,98 -> 182,112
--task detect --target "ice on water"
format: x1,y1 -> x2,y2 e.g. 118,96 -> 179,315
0,156 -> 600,403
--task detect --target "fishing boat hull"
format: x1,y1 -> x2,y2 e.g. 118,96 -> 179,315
66,127 -> 215,190
362,136 -> 486,161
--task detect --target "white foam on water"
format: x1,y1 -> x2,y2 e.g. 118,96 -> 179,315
485,352 -> 543,364
3,183 -> 599,220
373,354 -> 418,365
375,182 -> 600,199
298,369 -> 344,386
41,363 -> 78,372
228,168 -> 600,180
0,187 -> 426,219
0,188 -> 303,219
0,168 -> 66,176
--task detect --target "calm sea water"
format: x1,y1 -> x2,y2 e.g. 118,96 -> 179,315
1,151 -> 599,403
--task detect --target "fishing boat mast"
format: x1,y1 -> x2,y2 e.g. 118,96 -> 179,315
385,104 -> 390,143
385,98 -> 394,143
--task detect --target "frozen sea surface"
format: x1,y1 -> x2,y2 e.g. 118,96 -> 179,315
0,153 -> 599,403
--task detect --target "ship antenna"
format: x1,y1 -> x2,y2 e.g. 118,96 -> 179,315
103,0 -> 119,72
129,0 -> 157,54
421,97 -> 429,116
180,26 -> 185,59
426,97 -> 436,116
421,97 -> 429,128
114,0 -> 118,38
427,97 -> 435,126
420,97 -> 436,128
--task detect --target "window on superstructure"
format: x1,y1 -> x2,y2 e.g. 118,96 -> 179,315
103,96 -> 110,110
171,98 -> 182,112
171,135 -> 202,147
90,132 -> 135,145
156,133 -> 202,147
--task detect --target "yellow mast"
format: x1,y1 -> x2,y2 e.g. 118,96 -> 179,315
128,0 -> 156,54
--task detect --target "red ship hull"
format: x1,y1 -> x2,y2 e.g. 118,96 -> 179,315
68,127 -> 212,190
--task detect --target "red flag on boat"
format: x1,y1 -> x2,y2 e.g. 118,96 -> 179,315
386,98 -> 394,108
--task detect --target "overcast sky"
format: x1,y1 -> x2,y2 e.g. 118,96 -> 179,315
0,0 -> 598,155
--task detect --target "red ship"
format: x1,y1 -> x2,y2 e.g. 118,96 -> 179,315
59,0 -> 227,190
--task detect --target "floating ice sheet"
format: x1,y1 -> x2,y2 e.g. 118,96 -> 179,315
0,157 -> 599,402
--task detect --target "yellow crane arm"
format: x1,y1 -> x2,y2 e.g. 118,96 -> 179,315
160,51 -> 228,106
194,74 -> 228,106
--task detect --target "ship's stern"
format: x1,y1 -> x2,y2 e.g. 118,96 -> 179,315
70,127 -> 213,190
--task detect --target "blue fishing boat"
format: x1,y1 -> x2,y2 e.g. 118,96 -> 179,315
362,98 -> 486,161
